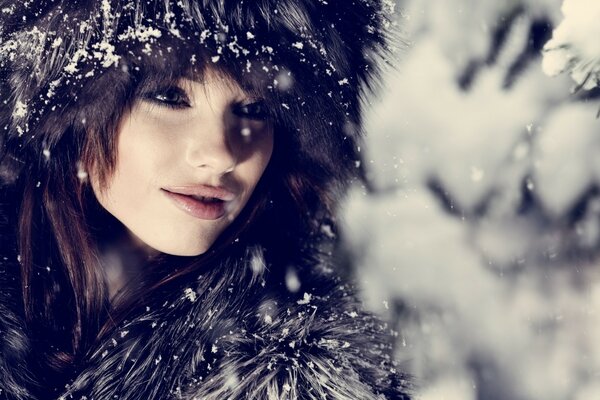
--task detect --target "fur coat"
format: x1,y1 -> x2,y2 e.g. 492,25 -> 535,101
0,210 -> 411,400
0,0 -> 411,398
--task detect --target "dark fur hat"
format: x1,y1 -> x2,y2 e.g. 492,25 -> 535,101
0,0 -> 394,213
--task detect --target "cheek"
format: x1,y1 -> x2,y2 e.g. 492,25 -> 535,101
95,116 -> 180,210
117,133 -> 156,186
110,140 -> 156,204
116,112 -> 187,183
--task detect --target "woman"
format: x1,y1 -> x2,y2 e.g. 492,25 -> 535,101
0,0 -> 410,399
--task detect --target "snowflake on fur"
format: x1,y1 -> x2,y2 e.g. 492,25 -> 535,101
542,0 -> 600,91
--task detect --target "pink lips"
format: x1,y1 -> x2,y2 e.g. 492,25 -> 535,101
161,185 -> 235,220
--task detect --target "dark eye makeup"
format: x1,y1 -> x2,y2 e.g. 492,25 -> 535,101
141,85 -> 270,121
142,86 -> 192,110
232,101 -> 270,121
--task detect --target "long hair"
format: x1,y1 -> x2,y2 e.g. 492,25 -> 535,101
0,0 -> 392,382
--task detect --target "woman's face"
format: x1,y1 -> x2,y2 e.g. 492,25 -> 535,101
91,70 -> 274,256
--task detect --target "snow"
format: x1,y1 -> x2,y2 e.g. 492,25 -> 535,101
51,37 -> 63,48
64,49 -> 91,75
274,70 -> 294,91
542,0 -> 600,90
92,40 -> 120,68
532,102 -> 600,216
2,0 -> 598,398
12,101 -> 27,118
285,267 -> 301,293
184,288 -> 197,303
296,293 -> 312,305
342,1 -> 600,399
117,25 -> 162,42
249,247 -> 266,275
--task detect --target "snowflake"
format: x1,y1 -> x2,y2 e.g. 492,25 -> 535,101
51,37 -> 63,48
297,292 -> 312,305
13,101 -> 27,118
184,288 -> 197,302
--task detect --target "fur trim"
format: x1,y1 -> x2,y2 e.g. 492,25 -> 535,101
0,243 -> 411,399
0,274 -> 35,400
0,190 -> 37,400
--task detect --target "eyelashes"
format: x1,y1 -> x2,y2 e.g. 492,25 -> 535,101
232,101 -> 270,121
141,85 -> 271,121
142,86 -> 191,110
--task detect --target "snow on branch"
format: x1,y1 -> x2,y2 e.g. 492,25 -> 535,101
542,0 -> 600,91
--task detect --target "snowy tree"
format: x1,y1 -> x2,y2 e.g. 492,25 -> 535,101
342,1 -> 600,399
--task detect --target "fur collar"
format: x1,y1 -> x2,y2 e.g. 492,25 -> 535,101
0,242 -> 411,399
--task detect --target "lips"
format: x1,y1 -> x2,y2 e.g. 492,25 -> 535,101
162,185 -> 236,201
161,185 -> 236,220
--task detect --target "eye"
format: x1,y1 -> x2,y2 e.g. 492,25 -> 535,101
143,86 -> 191,109
233,100 -> 270,121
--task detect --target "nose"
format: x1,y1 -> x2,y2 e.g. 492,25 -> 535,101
184,114 -> 237,175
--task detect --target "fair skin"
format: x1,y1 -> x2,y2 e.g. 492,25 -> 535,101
90,70 -> 274,295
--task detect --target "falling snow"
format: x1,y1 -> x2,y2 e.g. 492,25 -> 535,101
3,1 -> 595,399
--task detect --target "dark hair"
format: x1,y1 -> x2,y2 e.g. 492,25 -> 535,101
0,0 -> 392,381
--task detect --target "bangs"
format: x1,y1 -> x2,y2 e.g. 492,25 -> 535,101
125,39 -> 272,111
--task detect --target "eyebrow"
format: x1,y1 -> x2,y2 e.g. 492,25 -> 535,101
179,68 -> 252,88
178,76 -> 264,103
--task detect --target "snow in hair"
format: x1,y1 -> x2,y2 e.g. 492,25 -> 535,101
542,0 -> 600,91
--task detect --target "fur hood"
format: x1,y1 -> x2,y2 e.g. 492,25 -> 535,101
0,223 -> 411,399
0,1 -> 410,398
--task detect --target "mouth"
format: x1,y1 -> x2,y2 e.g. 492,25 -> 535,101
188,195 -> 224,203
162,184 -> 236,200
161,189 -> 231,220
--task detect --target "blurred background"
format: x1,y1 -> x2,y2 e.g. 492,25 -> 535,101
340,1 -> 600,399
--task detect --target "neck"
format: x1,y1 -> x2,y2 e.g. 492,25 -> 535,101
97,227 -> 159,302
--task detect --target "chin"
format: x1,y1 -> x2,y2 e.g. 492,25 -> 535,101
154,241 -> 213,257
129,230 -> 215,257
